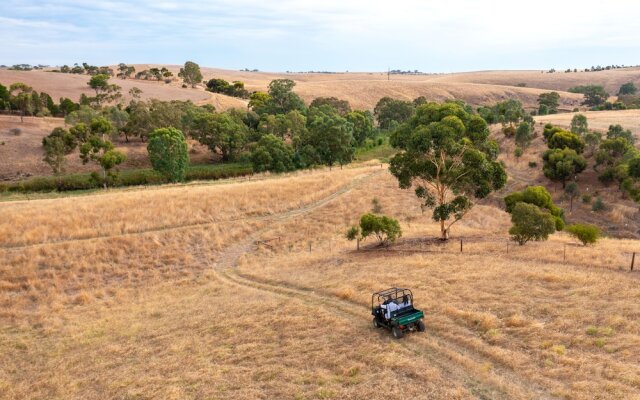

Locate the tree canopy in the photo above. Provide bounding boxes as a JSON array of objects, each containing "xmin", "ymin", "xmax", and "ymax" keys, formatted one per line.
[
  {"xmin": 389, "ymin": 101, "xmax": 507, "ymax": 240},
  {"xmin": 147, "ymin": 127, "xmax": 189, "ymax": 182}
]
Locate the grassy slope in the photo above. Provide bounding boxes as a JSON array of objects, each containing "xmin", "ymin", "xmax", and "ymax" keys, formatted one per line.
[{"xmin": 2, "ymin": 165, "xmax": 639, "ymax": 399}]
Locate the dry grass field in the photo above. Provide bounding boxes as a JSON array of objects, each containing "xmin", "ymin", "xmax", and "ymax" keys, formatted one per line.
[
  {"xmin": 535, "ymin": 109, "xmax": 640, "ymax": 134},
  {"xmin": 2, "ymin": 164, "xmax": 639, "ymax": 399}
]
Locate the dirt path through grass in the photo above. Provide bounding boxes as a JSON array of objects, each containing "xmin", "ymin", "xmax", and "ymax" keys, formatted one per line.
[{"xmin": 203, "ymin": 171, "xmax": 558, "ymax": 400}]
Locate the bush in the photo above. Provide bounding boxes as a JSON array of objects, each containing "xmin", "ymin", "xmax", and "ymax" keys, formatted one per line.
[
  {"xmin": 346, "ymin": 213, "xmax": 402, "ymax": 246},
  {"xmin": 528, "ymin": 161, "xmax": 537, "ymax": 168},
  {"xmin": 582, "ymin": 194, "xmax": 592, "ymax": 203},
  {"xmin": 503, "ymin": 125, "xmax": 516, "ymax": 137},
  {"xmin": 504, "ymin": 186, "xmax": 564, "ymax": 231},
  {"xmin": 565, "ymin": 224, "xmax": 600, "ymax": 245},
  {"xmin": 509, "ymin": 202, "xmax": 556, "ymax": 245},
  {"xmin": 592, "ymin": 196, "xmax": 606, "ymax": 212},
  {"xmin": 514, "ymin": 147, "xmax": 523, "ymax": 158}
]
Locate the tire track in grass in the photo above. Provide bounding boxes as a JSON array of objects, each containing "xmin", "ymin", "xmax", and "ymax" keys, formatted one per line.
[{"xmin": 199, "ymin": 170, "xmax": 558, "ymax": 400}]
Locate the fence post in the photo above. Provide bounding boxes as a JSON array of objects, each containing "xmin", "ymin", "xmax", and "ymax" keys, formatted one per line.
[
  {"xmin": 632, "ymin": 252, "xmax": 636, "ymax": 271},
  {"xmin": 357, "ymin": 238, "xmax": 360, "ymax": 251},
  {"xmin": 460, "ymin": 239, "xmax": 463, "ymax": 253}
]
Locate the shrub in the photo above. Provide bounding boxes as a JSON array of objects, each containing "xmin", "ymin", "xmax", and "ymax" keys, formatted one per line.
[
  {"xmin": 514, "ymin": 147, "xmax": 523, "ymax": 158},
  {"xmin": 503, "ymin": 125, "xmax": 516, "ymax": 137},
  {"xmin": 565, "ymin": 223, "xmax": 600, "ymax": 245},
  {"xmin": 504, "ymin": 186, "xmax": 564, "ymax": 230},
  {"xmin": 582, "ymin": 194, "xmax": 592, "ymax": 203},
  {"xmin": 528, "ymin": 161, "xmax": 537, "ymax": 168},
  {"xmin": 250, "ymin": 134, "xmax": 296, "ymax": 173},
  {"xmin": 346, "ymin": 213, "xmax": 402, "ymax": 246},
  {"xmin": 592, "ymin": 197, "xmax": 606, "ymax": 212},
  {"xmin": 509, "ymin": 202, "xmax": 556, "ymax": 245}
]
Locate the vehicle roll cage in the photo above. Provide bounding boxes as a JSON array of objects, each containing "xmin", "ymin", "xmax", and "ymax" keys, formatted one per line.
[{"xmin": 371, "ymin": 287, "xmax": 414, "ymax": 310}]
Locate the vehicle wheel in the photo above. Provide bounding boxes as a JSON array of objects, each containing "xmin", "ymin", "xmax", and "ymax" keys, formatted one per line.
[
  {"xmin": 372, "ymin": 318, "xmax": 380, "ymax": 328},
  {"xmin": 416, "ymin": 320, "xmax": 426, "ymax": 332},
  {"xmin": 392, "ymin": 326, "xmax": 404, "ymax": 339}
]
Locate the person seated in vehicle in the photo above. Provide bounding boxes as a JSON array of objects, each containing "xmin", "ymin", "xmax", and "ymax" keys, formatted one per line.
[{"xmin": 381, "ymin": 296, "xmax": 400, "ymax": 320}]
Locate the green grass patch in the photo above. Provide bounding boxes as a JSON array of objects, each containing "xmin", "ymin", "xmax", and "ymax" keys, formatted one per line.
[{"xmin": 355, "ymin": 142, "xmax": 396, "ymax": 163}]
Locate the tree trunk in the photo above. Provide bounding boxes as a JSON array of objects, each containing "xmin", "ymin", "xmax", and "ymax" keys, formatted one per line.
[
  {"xmin": 102, "ymin": 168, "xmax": 107, "ymax": 189},
  {"xmin": 440, "ymin": 219, "xmax": 448, "ymax": 240}
]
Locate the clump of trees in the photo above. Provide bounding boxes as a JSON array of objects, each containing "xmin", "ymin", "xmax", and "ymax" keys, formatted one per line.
[
  {"xmin": 568, "ymin": 85, "xmax": 609, "ymax": 107},
  {"xmin": 541, "ymin": 123, "xmax": 587, "ymax": 188},
  {"xmin": 205, "ymin": 78, "xmax": 249, "ymax": 98},
  {"xmin": 505, "ymin": 186, "xmax": 564, "ymax": 245},
  {"xmin": 537, "ymin": 92, "xmax": 560, "ymax": 115},
  {"xmin": 346, "ymin": 213, "xmax": 402, "ymax": 247},
  {"xmin": 389, "ymin": 101, "xmax": 507, "ymax": 240},
  {"xmin": 504, "ymin": 186, "xmax": 565, "ymax": 231}
]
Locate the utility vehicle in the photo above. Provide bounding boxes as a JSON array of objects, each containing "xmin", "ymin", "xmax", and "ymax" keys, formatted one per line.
[{"xmin": 371, "ymin": 288, "xmax": 425, "ymax": 339}]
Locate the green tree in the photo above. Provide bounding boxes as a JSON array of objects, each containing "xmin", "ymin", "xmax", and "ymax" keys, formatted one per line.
[
  {"xmin": 572, "ymin": 85, "xmax": 609, "ymax": 107},
  {"xmin": 570, "ymin": 114, "xmax": 588, "ymax": 135},
  {"xmin": 310, "ymin": 97, "xmax": 351, "ymax": 116},
  {"xmin": 618, "ymin": 82, "xmax": 637, "ymax": 96},
  {"xmin": 389, "ymin": 102, "xmax": 507, "ymax": 240},
  {"xmin": 78, "ymin": 118, "xmax": 126, "ymax": 188},
  {"xmin": 251, "ymin": 134, "xmax": 295, "ymax": 173},
  {"xmin": 595, "ymin": 138, "xmax": 633, "ymax": 186},
  {"xmin": 248, "ymin": 91, "xmax": 271, "ymax": 114},
  {"xmin": 0, "ymin": 83, "xmax": 10, "ymax": 111},
  {"xmin": 191, "ymin": 111, "xmax": 247, "ymax": 161},
  {"xmin": 9, "ymin": 83, "xmax": 33, "ymax": 122},
  {"xmin": 584, "ymin": 131, "xmax": 602, "ymax": 156},
  {"xmin": 542, "ymin": 147, "xmax": 587, "ymax": 188},
  {"xmin": 373, "ymin": 97, "xmax": 415, "ymax": 130},
  {"xmin": 564, "ymin": 181, "xmax": 580, "ymax": 212},
  {"xmin": 606, "ymin": 124, "xmax": 635, "ymax": 144},
  {"xmin": 346, "ymin": 213, "xmax": 402, "ymax": 246},
  {"xmin": 304, "ymin": 108, "xmax": 354, "ymax": 168},
  {"xmin": 88, "ymin": 74, "xmax": 110, "ymax": 95},
  {"xmin": 538, "ymin": 92, "xmax": 560, "ymax": 114},
  {"xmin": 504, "ymin": 186, "xmax": 564, "ymax": 230},
  {"xmin": 515, "ymin": 122, "xmax": 533, "ymax": 149},
  {"xmin": 87, "ymin": 74, "xmax": 122, "ymax": 106},
  {"xmin": 42, "ymin": 127, "xmax": 78, "ymax": 175},
  {"xmin": 509, "ymin": 202, "xmax": 556, "ymax": 245},
  {"xmin": 266, "ymin": 79, "xmax": 306, "ymax": 115},
  {"xmin": 548, "ymin": 130, "xmax": 585, "ymax": 153},
  {"xmin": 565, "ymin": 224, "xmax": 600, "ymax": 246},
  {"xmin": 345, "ymin": 110, "xmax": 375, "ymax": 145},
  {"xmin": 147, "ymin": 127, "xmax": 189, "ymax": 182},
  {"xmin": 178, "ymin": 61, "xmax": 203, "ymax": 88}
]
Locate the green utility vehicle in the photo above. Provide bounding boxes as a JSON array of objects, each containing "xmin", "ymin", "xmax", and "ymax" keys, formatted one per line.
[{"xmin": 371, "ymin": 288, "xmax": 425, "ymax": 339}]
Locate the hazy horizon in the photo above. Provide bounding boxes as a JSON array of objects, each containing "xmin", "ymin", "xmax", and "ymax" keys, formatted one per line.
[{"xmin": 2, "ymin": 0, "xmax": 640, "ymax": 73}]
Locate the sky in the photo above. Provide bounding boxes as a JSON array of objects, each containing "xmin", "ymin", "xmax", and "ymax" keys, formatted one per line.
[{"xmin": 2, "ymin": 0, "xmax": 640, "ymax": 73}]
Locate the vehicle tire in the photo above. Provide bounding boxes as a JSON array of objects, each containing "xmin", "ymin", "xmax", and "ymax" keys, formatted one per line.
[
  {"xmin": 372, "ymin": 318, "xmax": 380, "ymax": 328},
  {"xmin": 416, "ymin": 320, "xmax": 426, "ymax": 332},
  {"xmin": 392, "ymin": 326, "xmax": 404, "ymax": 339}
]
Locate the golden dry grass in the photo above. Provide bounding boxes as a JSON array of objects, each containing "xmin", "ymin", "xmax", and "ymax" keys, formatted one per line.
[
  {"xmin": 535, "ymin": 109, "xmax": 640, "ymax": 137},
  {"xmin": 2, "ymin": 158, "xmax": 640, "ymax": 399}
]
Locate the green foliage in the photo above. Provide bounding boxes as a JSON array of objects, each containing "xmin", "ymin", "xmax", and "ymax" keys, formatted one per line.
[
  {"xmin": 564, "ymin": 181, "xmax": 580, "ymax": 212},
  {"xmin": 373, "ymin": 97, "xmax": 415, "ymax": 130},
  {"xmin": 205, "ymin": 78, "xmax": 249, "ymax": 98},
  {"xmin": 568, "ymin": 85, "xmax": 609, "ymax": 106},
  {"xmin": 178, "ymin": 61, "xmax": 203, "ymax": 88},
  {"xmin": 542, "ymin": 147, "xmax": 587, "ymax": 188},
  {"xmin": 9, "ymin": 82, "xmax": 33, "ymax": 121},
  {"xmin": 528, "ymin": 161, "xmax": 537, "ymax": 168},
  {"xmin": 592, "ymin": 196, "xmax": 606, "ymax": 211},
  {"xmin": 0, "ymin": 164, "xmax": 252, "ymax": 193},
  {"xmin": 87, "ymin": 74, "xmax": 121, "ymax": 105},
  {"xmin": 582, "ymin": 194, "xmax": 592, "ymax": 203},
  {"xmin": 565, "ymin": 224, "xmax": 600, "ymax": 246},
  {"xmin": 477, "ymin": 99, "xmax": 527, "ymax": 125},
  {"xmin": 191, "ymin": 111, "xmax": 248, "ymax": 162},
  {"xmin": 584, "ymin": 131, "xmax": 602, "ymax": 155},
  {"xmin": 570, "ymin": 114, "xmax": 589, "ymax": 135},
  {"xmin": 345, "ymin": 110, "xmax": 375, "ymax": 145},
  {"xmin": 548, "ymin": 130, "xmax": 585, "ymax": 153},
  {"xmin": 310, "ymin": 97, "xmax": 351, "ymax": 116},
  {"xmin": 595, "ymin": 138, "xmax": 633, "ymax": 185},
  {"xmin": 509, "ymin": 202, "xmax": 557, "ymax": 245},
  {"xmin": 606, "ymin": 124, "xmax": 635, "ymax": 144},
  {"xmin": 538, "ymin": 92, "xmax": 560, "ymax": 114},
  {"xmin": 618, "ymin": 82, "xmax": 637, "ymax": 96},
  {"xmin": 303, "ymin": 108, "xmax": 354, "ymax": 167},
  {"xmin": 543, "ymin": 123, "xmax": 564, "ymax": 141},
  {"xmin": 389, "ymin": 101, "xmax": 506, "ymax": 239},
  {"xmin": 75, "ymin": 118, "xmax": 126, "ymax": 188},
  {"xmin": 514, "ymin": 147, "xmax": 523, "ymax": 158},
  {"xmin": 347, "ymin": 213, "xmax": 402, "ymax": 245},
  {"xmin": 504, "ymin": 186, "xmax": 564, "ymax": 231},
  {"xmin": 515, "ymin": 122, "xmax": 533, "ymax": 149},
  {"xmin": 250, "ymin": 134, "xmax": 296, "ymax": 173},
  {"xmin": 147, "ymin": 127, "xmax": 189, "ymax": 182}
]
